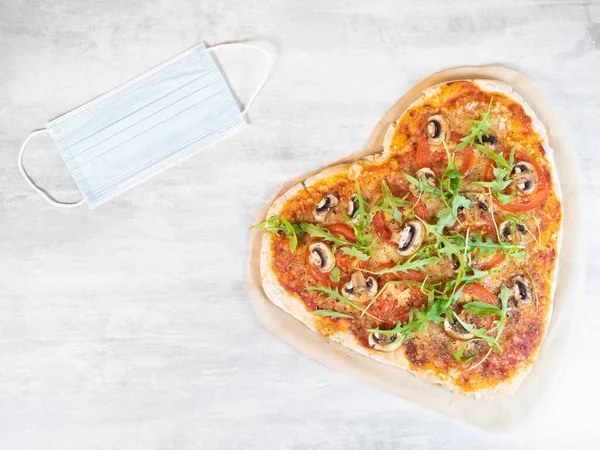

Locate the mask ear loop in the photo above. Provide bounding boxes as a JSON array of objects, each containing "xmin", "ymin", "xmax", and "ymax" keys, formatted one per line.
[
  {"xmin": 208, "ymin": 43, "xmax": 273, "ymax": 115},
  {"xmin": 18, "ymin": 129, "xmax": 85, "ymax": 208}
]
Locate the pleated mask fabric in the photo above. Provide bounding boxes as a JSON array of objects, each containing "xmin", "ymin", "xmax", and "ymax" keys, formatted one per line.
[{"xmin": 18, "ymin": 42, "xmax": 271, "ymax": 209}]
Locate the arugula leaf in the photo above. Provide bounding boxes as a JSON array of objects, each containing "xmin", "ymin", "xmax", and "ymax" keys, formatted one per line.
[
  {"xmin": 299, "ymin": 223, "xmax": 369, "ymax": 254},
  {"xmin": 435, "ymin": 207, "xmax": 456, "ymax": 234},
  {"xmin": 455, "ymin": 98, "xmax": 493, "ymax": 152},
  {"xmin": 494, "ymin": 284, "xmax": 512, "ymax": 341},
  {"xmin": 460, "ymin": 268, "xmax": 494, "ymax": 284},
  {"xmin": 454, "ymin": 341, "xmax": 479, "ymax": 363},
  {"xmin": 466, "ymin": 231, "xmax": 526, "ymax": 261},
  {"xmin": 347, "ymin": 181, "xmax": 373, "ymax": 248},
  {"xmin": 371, "ymin": 180, "xmax": 411, "ymax": 221},
  {"xmin": 452, "ymin": 194, "xmax": 472, "ymax": 216},
  {"xmin": 251, "ymin": 216, "xmax": 299, "ymax": 252},
  {"xmin": 502, "ymin": 212, "xmax": 530, "ymax": 227},
  {"xmin": 453, "ymin": 313, "xmax": 499, "ymax": 350},
  {"xmin": 312, "ymin": 309, "xmax": 354, "ymax": 319},
  {"xmin": 369, "ymin": 297, "xmax": 448, "ymax": 343},
  {"xmin": 330, "ymin": 266, "xmax": 341, "ymax": 282},
  {"xmin": 474, "ymin": 146, "xmax": 516, "ymax": 205},
  {"xmin": 369, "ymin": 306, "xmax": 428, "ymax": 342},
  {"xmin": 340, "ymin": 246, "xmax": 370, "ymax": 261},
  {"xmin": 451, "ymin": 283, "xmax": 513, "ymax": 363},
  {"xmin": 475, "ymin": 144, "xmax": 510, "ymax": 168},
  {"xmin": 463, "ymin": 301, "xmax": 502, "ymax": 317},
  {"xmin": 306, "ymin": 285, "xmax": 379, "ymax": 320},
  {"xmin": 405, "ymin": 173, "xmax": 441, "ymax": 197},
  {"xmin": 419, "ymin": 219, "xmax": 463, "ymax": 259},
  {"xmin": 364, "ymin": 256, "xmax": 442, "ymax": 275},
  {"xmin": 369, "ymin": 281, "xmax": 455, "ymax": 345}
]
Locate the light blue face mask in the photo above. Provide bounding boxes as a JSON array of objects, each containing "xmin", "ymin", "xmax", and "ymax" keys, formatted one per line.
[{"xmin": 18, "ymin": 42, "xmax": 271, "ymax": 209}]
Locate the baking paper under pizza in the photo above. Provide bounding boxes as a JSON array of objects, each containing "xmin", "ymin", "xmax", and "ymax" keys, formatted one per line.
[{"xmin": 252, "ymin": 80, "xmax": 562, "ymax": 397}]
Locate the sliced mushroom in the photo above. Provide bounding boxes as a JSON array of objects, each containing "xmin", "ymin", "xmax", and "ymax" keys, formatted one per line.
[
  {"xmin": 499, "ymin": 220, "xmax": 527, "ymax": 242},
  {"xmin": 308, "ymin": 242, "xmax": 335, "ymax": 273},
  {"xmin": 512, "ymin": 162, "xmax": 538, "ymax": 195},
  {"xmin": 426, "ymin": 115, "xmax": 448, "ymax": 143},
  {"xmin": 341, "ymin": 271, "xmax": 378, "ymax": 303},
  {"xmin": 347, "ymin": 195, "xmax": 359, "ymax": 218},
  {"xmin": 313, "ymin": 194, "xmax": 339, "ymax": 221},
  {"xmin": 444, "ymin": 317, "xmax": 474, "ymax": 340},
  {"xmin": 369, "ymin": 331, "xmax": 403, "ymax": 352},
  {"xmin": 416, "ymin": 167, "xmax": 436, "ymax": 187},
  {"xmin": 510, "ymin": 275, "xmax": 532, "ymax": 305},
  {"xmin": 394, "ymin": 220, "xmax": 425, "ymax": 256}
]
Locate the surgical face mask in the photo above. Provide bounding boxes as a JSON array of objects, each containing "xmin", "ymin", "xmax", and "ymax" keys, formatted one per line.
[{"xmin": 18, "ymin": 42, "xmax": 271, "ymax": 209}]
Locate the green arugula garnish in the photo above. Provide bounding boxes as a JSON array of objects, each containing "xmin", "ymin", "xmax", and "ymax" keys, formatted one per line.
[
  {"xmin": 455, "ymin": 98, "xmax": 494, "ymax": 151},
  {"xmin": 371, "ymin": 180, "xmax": 411, "ymax": 222},
  {"xmin": 306, "ymin": 285, "xmax": 379, "ymax": 320},
  {"xmin": 405, "ymin": 173, "xmax": 440, "ymax": 197},
  {"xmin": 495, "ymin": 284, "xmax": 511, "ymax": 343},
  {"xmin": 454, "ymin": 340, "xmax": 479, "ymax": 363},
  {"xmin": 312, "ymin": 309, "xmax": 354, "ymax": 319},
  {"xmin": 251, "ymin": 216, "xmax": 300, "ymax": 252},
  {"xmin": 419, "ymin": 219, "xmax": 464, "ymax": 260},
  {"xmin": 330, "ymin": 267, "xmax": 341, "ymax": 282},
  {"xmin": 453, "ymin": 313, "xmax": 499, "ymax": 350},
  {"xmin": 408, "ymin": 138, "xmax": 471, "ymax": 235},
  {"xmin": 460, "ymin": 268, "xmax": 495, "ymax": 284},
  {"xmin": 502, "ymin": 212, "xmax": 530, "ymax": 227},
  {"xmin": 466, "ymin": 231, "xmax": 526, "ymax": 261},
  {"xmin": 348, "ymin": 181, "xmax": 372, "ymax": 240},
  {"xmin": 451, "ymin": 284, "xmax": 512, "ymax": 365},
  {"xmin": 474, "ymin": 146, "xmax": 516, "ymax": 205},
  {"xmin": 363, "ymin": 256, "xmax": 442, "ymax": 276},
  {"xmin": 368, "ymin": 279, "xmax": 464, "ymax": 345},
  {"xmin": 299, "ymin": 222, "xmax": 371, "ymax": 259},
  {"xmin": 340, "ymin": 246, "xmax": 370, "ymax": 261},
  {"xmin": 463, "ymin": 301, "xmax": 503, "ymax": 317},
  {"xmin": 368, "ymin": 286, "xmax": 454, "ymax": 344}
]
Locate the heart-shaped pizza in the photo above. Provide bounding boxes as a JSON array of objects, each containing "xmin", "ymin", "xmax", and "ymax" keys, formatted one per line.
[{"xmin": 252, "ymin": 80, "xmax": 562, "ymax": 396}]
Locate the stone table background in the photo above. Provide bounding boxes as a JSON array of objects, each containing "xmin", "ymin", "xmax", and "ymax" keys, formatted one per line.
[{"xmin": 0, "ymin": 0, "xmax": 598, "ymax": 448}]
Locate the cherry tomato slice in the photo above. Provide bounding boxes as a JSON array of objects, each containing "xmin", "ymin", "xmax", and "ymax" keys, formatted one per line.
[
  {"xmin": 451, "ymin": 206, "xmax": 496, "ymax": 236},
  {"xmin": 365, "ymin": 263, "xmax": 427, "ymax": 325},
  {"xmin": 408, "ymin": 191, "xmax": 428, "ymax": 220},
  {"xmin": 371, "ymin": 187, "xmax": 428, "ymax": 245},
  {"xmin": 372, "ymin": 211, "xmax": 395, "ymax": 245},
  {"xmin": 471, "ymin": 249, "xmax": 506, "ymax": 271},
  {"xmin": 415, "ymin": 138, "xmax": 474, "ymax": 177},
  {"xmin": 485, "ymin": 151, "xmax": 550, "ymax": 212},
  {"xmin": 370, "ymin": 282, "xmax": 427, "ymax": 326},
  {"xmin": 462, "ymin": 283, "xmax": 497, "ymax": 305},
  {"xmin": 325, "ymin": 223, "xmax": 356, "ymax": 243},
  {"xmin": 372, "ymin": 262, "xmax": 426, "ymax": 284},
  {"xmin": 457, "ymin": 145, "xmax": 474, "ymax": 175}
]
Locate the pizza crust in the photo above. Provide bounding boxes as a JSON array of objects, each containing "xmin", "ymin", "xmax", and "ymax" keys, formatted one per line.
[{"xmin": 259, "ymin": 79, "xmax": 562, "ymax": 398}]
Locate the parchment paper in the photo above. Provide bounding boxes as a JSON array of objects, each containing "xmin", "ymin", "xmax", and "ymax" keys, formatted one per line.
[{"xmin": 247, "ymin": 66, "xmax": 585, "ymax": 431}]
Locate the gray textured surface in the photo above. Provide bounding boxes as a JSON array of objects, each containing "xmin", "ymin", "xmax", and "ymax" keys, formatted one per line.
[{"xmin": 0, "ymin": 0, "xmax": 598, "ymax": 448}]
